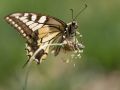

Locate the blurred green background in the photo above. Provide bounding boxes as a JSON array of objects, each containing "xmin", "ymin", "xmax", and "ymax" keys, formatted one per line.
[{"xmin": 0, "ymin": 0, "xmax": 120, "ymax": 90}]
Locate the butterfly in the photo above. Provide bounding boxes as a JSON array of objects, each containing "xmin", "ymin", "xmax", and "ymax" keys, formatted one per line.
[{"xmin": 5, "ymin": 6, "xmax": 86, "ymax": 66}]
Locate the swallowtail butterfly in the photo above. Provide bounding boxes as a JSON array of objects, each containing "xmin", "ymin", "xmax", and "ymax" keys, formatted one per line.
[{"xmin": 5, "ymin": 6, "xmax": 86, "ymax": 66}]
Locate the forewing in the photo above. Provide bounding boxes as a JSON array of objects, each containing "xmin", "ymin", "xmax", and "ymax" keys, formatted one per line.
[{"xmin": 5, "ymin": 13, "xmax": 66, "ymax": 40}]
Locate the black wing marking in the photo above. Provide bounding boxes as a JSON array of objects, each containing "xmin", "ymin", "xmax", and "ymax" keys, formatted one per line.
[{"xmin": 5, "ymin": 13, "xmax": 33, "ymax": 40}]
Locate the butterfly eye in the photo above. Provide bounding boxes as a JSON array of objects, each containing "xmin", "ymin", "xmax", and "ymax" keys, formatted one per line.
[
  {"xmin": 72, "ymin": 21, "xmax": 78, "ymax": 29},
  {"xmin": 72, "ymin": 23, "xmax": 78, "ymax": 29}
]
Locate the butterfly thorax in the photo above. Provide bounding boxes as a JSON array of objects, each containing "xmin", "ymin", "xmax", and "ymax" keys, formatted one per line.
[
  {"xmin": 62, "ymin": 21, "xmax": 79, "ymax": 51},
  {"xmin": 66, "ymin": 21, "xmax": 78, "ymax": 37}
]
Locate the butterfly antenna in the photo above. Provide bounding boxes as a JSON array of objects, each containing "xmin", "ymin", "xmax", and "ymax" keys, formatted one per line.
[
  {"xmin": 73, "ymin": 4, "xmax": 87, "ymax": 20},
  {"xmin": 70, "ymin": 9, "xmax": 74, "ymax": 21}
]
